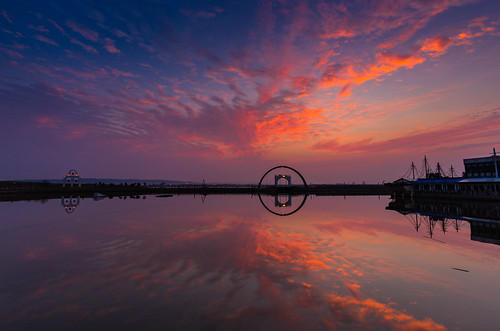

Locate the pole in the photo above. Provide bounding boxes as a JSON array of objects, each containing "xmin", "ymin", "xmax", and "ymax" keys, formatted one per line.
[
  {"xmin": 494, "ymin": 148, "xmax": 498, "ymax": 178},
  {"xmin": 424, "ymin": 156, "xmax": 429, "ymax": 178}
]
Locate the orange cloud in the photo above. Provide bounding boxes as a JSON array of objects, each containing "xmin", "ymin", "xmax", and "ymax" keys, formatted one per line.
[
  {"xmin": 420, "ymin": 37, "xmax": 452, "ymax": 56},
  {"xmin": 316, "ymin": 16, "xmax": 495, "ymax": 103},
  {"xmin": 327, "ymin": 296, "xmax": 446, "ymax": 330},
  {"xmin": 254, "ymin": 107, "xmax": 328, "ymax": 149},
  {"xmin": 320, "ymin": 51, "xmax": 426, "ymax": 89},
  {"xmin": 337, "ymin": 83, "xmax": 353, "ymax": 98},
  {"xmin": 312, "ymin": 109, "xmax": 499, "ymax": 155},
  {"xmin": 452, "ymin": 16, "xmax": 496, "ymax": 46},
  {"xmin": 319, "ymin": 29, "xmax": 356, "ymax": 39}
]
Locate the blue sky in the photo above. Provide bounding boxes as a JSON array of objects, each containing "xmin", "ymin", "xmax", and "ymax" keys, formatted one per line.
[{"xmin": 1, "ymin": 0, "xmax": 499, "ymax": 182}]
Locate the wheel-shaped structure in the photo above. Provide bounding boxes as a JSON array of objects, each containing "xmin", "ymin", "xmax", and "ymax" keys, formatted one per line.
[
  {"xmin": 258, "ymin": 165, "xmax": 308, "ymax": 216},
  {"xmin": 258, "ymin": 165, "xmax": 307, "ymax": 189}
]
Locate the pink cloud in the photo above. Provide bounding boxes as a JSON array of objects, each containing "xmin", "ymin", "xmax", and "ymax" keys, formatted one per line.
[
  {"xmin": 315, "ymin": 220, "xmax": 378, "ymax": 237},
  {"xmin": 314, "ymin": 49, "xmax": 336, "ymax": 69},
  {"xmin": 0, "ymin": 47, "xmax": 24, "ymax": 59},
  {"xmin": 256, "ymin": 64, "xmax": 292, "ymax": 104},
  {"xmin": 48, "ymin": 19, "xmax": 67, "ymax": 35},
  {"xmin": 113, "ymin": 28, "xmax": 130, "ymax": 40},
  {"xmin": 1, "ymin": 10, "xmax": 13, "ymax": 24},
  {"xmin": 104, "ymin": 38, "xmax": 120, "ymax": 54},
  {"xmin": 35, "ymin": 116, "xmax": 61, "ymax": 129},
  {"xmin": 179, "ymin": 9, "xmax": 217, "ymax": 19},
  {"xmin": 290, "ymin": 75, "xmax": 317, "ymax": 98},
  {"xmin": 28, "ymin": 25, "xmax": 49, "ymax": 33},
  {"xmin": 67, "ymin": 20, "xmax": 99, "ymax": 42},
  {"xmin": 52, "ymin": 66, "xmax": 108, "ymax": 80},
  {"xmin": 1, "ymin": 28, "xmax": 23, "ymax": 38},
  {"xmin": 34, "ymin": 35, "xmax": 59, "ymax": 46},
  {"xmin": 70, "ymin": 38, "xmax": 98, "ymax": 53},
  {"xmin": 110, "ymin": 68, "xmax": 136, "ymax": 78},
  {"xmin": 316, "ymin": 0, "xmax": 470, "ymax": 44}
]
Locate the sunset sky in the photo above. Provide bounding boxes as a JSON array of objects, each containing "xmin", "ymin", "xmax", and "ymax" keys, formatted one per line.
[{"xmin": 1, "ymin": 0, "xmax": 499, "ymax": 183}]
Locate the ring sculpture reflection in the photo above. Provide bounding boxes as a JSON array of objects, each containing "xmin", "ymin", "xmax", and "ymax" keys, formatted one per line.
[
  {"xmin": 258, "ymin": 165, "xmax": 308, "ymax": 216},
  {"xmin": 61, "ymin": 196, "xmax": 80, "ymax": 213}
]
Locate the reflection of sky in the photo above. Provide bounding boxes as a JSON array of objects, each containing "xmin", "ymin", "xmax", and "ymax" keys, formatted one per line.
[
  {"xmin": 1, "ymin": 1, "xmax": 500, "ymax": 182},
  {"xmin": 1, "ymin": 196, "xmax": 500, "ymax": 329}
]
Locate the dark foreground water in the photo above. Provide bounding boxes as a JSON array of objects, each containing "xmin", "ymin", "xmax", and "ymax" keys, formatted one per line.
[{"xmin": 1, "ymin": 195, "xmax": 500, "ymax": 330}]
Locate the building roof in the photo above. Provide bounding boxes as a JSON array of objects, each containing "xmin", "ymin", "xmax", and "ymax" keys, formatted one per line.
[
  {"xmin": 464, "ymin": 155, "xmax": 498, "ymax": 164},
  {"xmin": 459, "ymin": 177, "xmax": 500, "ymax": 183},
  {"xmin": 414, "ymin": 178, "xmax": 463, "ymax": 183},
  {"xmin": 413, "ymin": 177, "xmax": 500, "ymax": 183}
]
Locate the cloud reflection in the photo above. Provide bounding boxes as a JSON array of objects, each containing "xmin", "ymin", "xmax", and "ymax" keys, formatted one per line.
[{"xmin": 0, "ymin": 199, "xmax": 447, "ymax": 330}]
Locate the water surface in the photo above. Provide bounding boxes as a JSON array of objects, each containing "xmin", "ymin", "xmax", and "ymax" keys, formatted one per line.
[{"xmin": 1, "ymin": 195, "xmax": 499, "ymax": 330}]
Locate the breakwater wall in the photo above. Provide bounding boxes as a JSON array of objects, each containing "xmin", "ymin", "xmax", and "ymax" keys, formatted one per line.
[{"xmin": 0, "ymin": 181, "xmax": 391, "ymax": 202}]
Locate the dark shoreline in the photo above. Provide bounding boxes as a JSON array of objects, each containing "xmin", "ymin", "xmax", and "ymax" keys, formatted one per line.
[{"xmin": 0, "ymin": 181, "xmax": 391, "ymax": 202}]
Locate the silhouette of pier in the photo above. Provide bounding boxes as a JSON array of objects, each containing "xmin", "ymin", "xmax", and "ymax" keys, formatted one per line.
[
  {"xmin": 0, "ymin": 165, "xmax": 390, "ymax": 202},
  {"xmin": 0, "ymin": 181, "xmax": 390, "ymax": 202}
]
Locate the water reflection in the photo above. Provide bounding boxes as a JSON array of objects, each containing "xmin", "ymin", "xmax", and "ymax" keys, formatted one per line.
[
  {"xmin": 61, "ymin": 196, "xmax": 80, "ymax": 213},
  {"xmin": 2, "ymin": 196, "xmax": 500, "ymax": 329},
  {"xmin": 61, "ymin": 191, "xmax": 310, "ymax": 217},
  {"xmin": 258, "ymin": 194, "xmax": 308, "ymax": 216},
  {"xmin": 387, "ymin": 197, "xmax": 500, "ymax": 245}
]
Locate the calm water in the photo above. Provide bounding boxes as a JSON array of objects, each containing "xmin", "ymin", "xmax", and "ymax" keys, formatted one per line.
[{"xmin": 1, "ymin": 195, "xmax": 500, "ymax": 330}]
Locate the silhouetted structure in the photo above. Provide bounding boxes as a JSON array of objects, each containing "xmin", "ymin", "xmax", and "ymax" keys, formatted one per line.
[
  {"xmin": 464, "ymin": 148, "xmax": 499, "ymax": 178},
  {"xmin": 63, "ymin": 169, "xmax": 81, "ymax": 187},
  {"xmin": 258, "ymin": 165, "xmax": 307, "ymax": 189},
  {"xmin": 275, "ymin": 174, "xmax": 291, "ymax": 186},
  {"xmin": 392, "ymin": 149, "xmax": 500, "ymax": 200}
]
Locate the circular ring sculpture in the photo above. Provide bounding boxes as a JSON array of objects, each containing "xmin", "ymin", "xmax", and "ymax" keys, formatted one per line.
[
  {"xmin": 258, "ymin": 165, "xmax": 308, "ymax": 189},
  {"xmin": 258, "ymin": 165, "xmax": 308, "ymax": 216}
]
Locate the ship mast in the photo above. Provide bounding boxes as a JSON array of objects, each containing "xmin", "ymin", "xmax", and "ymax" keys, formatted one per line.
[
  {"xmin": 494, "ymin": 148, "xmax": 498, "ymax": 178},
  {"xmin": 424, "ymin": 156, "xmax": 430, "ymax": 178}
]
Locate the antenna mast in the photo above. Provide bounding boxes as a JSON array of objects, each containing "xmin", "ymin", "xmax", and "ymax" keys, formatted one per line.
[
  {"xmin": 424, "ymin": 156, "xmax": 429, "ymax": 178},
  {"xmin": 494, "ymin": 148, "xmax": 498, "ymax": 178}
]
